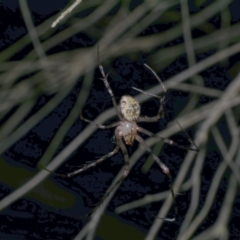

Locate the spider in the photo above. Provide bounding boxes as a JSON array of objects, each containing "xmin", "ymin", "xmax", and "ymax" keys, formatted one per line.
[{"xmin": 45, "ymin": 51, "xmax": 198, "ymax": 221}]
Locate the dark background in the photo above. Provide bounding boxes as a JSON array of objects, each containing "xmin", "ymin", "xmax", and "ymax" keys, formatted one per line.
[{"xmin": 0, "ymin": 0, "xmax": 240, "ymax": 239}]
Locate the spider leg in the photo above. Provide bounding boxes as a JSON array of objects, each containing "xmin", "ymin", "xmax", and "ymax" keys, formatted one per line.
[
  {"xmin": 44, "ymin": 145, "xmax": 120, "ymax": 178},
  {"xmin": 136, "ymin": 64, "xmax": 167, "ymax": 122},
  {"xmin": 138, "ymin": 126, "xmax": 199, "ymax": 152},
  {"xmin": 97, "ymin": 47, "xmax": 123, "ymax": 120},
  {"xmin": 80, "ymin": 114, "xmax": 121, "ymax": 129},
  {"xmin": 99, "ymin": 136, "xmax": 130, "ymax": 201},
  {"xmin": 144, "ymin": 64, "xmax": 167, "ymax": 94},
  {"xmin": 135, "ymin": 134, "xmax": 177, "ymax": 218},
  {"xmin": 89, "ymin": 136, "xmax": 130, "ymax": 215}
]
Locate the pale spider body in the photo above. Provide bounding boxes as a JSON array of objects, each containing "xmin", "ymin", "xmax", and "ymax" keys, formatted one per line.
[
  {"xmin": 120, "ymin": 95, "xmax": 140, "ymax": 121},
  {"xmin": 46, "ymin": 52, "xmax": 198, "ymax": 221},
  {"xmin": 117, "ymin": 95, "xmax": 140, "ymax": 146}
]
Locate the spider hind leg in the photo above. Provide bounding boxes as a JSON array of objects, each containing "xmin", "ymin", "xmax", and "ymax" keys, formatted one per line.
[
  {"xmin": 134, "ymin": 64, "xmax": 167, "ymax": 122},
  {"xmin": 138, "ymin": 126, "xmax": 199, "ymax": 152}
]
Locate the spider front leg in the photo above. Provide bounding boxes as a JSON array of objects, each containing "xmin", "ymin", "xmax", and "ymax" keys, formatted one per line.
[
  {"xmin": 135, "ymin": 134, "xmax": 177, "ymax": 218},
  {"xmin": 135, "ymin": 64, "xmax": 167, "ymax": 123},
  {"xmin": 44, "ymin": 145, "xmax": 120, "ymax": 178},
  {"xmin": 100, "ymin": 130, "xmax": 131, "ymax": 199},
  {"xmin": 88, "ymin": 133, "xmax": 130, "ymax": 215}
]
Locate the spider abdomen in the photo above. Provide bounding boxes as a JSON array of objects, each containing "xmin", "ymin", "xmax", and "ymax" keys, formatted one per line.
[
  {"xmin": 116, "ymin": 121, "xmax": 138, "ymax": 146},
  {"xmin": 120, "ymin": 95, "xmax": 140, "ymax": 121}
]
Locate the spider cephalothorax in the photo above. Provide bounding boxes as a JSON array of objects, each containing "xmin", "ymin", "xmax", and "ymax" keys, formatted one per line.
[
  {"xmin": 115, "ymin": 119, "xmax": 138, "ymax": 146},
  {"xmin": 46, "ymin": 52, "xmax": 198, "ymax": 221}
]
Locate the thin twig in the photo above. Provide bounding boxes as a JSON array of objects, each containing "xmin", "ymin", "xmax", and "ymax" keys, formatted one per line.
[{"xmin": 51, "ymin": 0, "xmax": 83, "ymax": 28}]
